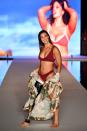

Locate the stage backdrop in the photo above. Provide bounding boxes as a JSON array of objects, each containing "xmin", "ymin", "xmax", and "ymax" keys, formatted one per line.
[{"xmin": 0, "ymin": 0, "xmax": 80, "ymax": 57}]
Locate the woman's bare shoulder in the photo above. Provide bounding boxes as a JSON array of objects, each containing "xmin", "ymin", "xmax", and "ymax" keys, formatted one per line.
[
  {"xmin": 53, "ymin": 45, "xmax": 60, "ymax": 52},
  {"xmin": 53, "ymin": 46, "xmax": 61, "ymax": 56}
]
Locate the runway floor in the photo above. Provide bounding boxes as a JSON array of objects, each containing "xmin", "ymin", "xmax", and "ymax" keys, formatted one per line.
[{"xmin": 0, "ymin": 58, "xmax": 87, "ymax": 131}]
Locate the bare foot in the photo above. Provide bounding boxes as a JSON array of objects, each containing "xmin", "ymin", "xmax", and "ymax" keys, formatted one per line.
[
  {"xmin": 49, "ymin": 123, "xmax": 59, "ymax": 128},
  {"xmin": 20, "ymin": 121, "xmax": 30, "ymax": 128}
]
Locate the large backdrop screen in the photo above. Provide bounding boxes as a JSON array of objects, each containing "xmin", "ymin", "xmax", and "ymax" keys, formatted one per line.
[{"xmin": 0, "ymin": 0, "xmax": 80, "ymax": 57}]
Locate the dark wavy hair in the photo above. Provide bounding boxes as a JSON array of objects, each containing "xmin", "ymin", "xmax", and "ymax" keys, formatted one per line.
[
  {"xmin": 49, "ymin": 0, "xmax": 70, "ymax": 25},
  {"xmin": 38, "ymin": 30, "xmax": 52, "ymax": 48}
]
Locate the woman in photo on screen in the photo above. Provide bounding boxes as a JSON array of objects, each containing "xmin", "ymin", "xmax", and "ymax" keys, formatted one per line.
[{"xmin": 38, "ymin": 0, "xmax": 78, "ymax": 59}]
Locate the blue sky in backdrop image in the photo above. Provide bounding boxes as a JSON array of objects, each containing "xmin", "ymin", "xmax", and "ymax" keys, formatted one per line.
[{"xmin": 0, "ymin": 0, "xmax": 80, "ymax": 57}]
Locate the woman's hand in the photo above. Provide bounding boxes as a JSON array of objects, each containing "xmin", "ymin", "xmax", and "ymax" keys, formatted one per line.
[
  {"xmin": 46, "ymin": 73, "xmax": 60, "ymax": 83},
  {"xmin": 50, "ymin": 73, "xmax": 60, "ymax": 82},
  {"xmin": 64, "ymin": 1, "xmax": 68, "ymax": 10}
]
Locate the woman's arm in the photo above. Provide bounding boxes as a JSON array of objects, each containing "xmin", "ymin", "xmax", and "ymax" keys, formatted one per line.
[
  {"xmin": 64, "ymin": 1, "xmax": 78, "ymax": 35},
  {"xmin": 38, "ymin": 5, "xmax": 51, "ymax": 30},
  {"xmin": 53, "ymin": 47, "xmax": 62, "ymax": 73}
]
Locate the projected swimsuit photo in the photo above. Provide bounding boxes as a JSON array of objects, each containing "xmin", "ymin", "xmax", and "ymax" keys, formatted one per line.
[
  {"xmin": 38, "ymin": 0, "xmax": 78, "ymax": 58},
  {"xmin": 0, "ymin": 0, "xmax": 80, "ymax": 58}
]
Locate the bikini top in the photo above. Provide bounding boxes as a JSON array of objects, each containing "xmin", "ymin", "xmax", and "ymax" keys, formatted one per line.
[
  {"xmin": 47, "ymin": 24, "xmax": 69, "ymax": 46},
  {"xmin": 39, "ymin": 47, "xmax": 55, "ymax": 62}
]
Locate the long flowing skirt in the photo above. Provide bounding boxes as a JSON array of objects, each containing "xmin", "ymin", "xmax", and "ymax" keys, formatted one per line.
[{"xmin": 24, "ymin": 72, "xmax": 63, "ymax": 120}]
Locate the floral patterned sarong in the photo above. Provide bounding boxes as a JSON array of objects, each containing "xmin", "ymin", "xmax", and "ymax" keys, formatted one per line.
[{"xmin": 24, "ymin": 72, "xmax": 63, "ymax": 120}]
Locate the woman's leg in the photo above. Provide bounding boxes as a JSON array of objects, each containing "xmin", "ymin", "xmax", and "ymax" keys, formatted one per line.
[
  {"xmin": 20, "ymin": 75, "xmax": 38, "ymax": 128},
  {"xmin": 50, "ymin": 108, "xmax": 59, "ymax": 128},
  {"xmin": 20, "ymin": 115, "xmax": 30, "ymax": 128},
  {"xmin": 53, "ymin": 108, "xmax": 59, "ymax": 127}
]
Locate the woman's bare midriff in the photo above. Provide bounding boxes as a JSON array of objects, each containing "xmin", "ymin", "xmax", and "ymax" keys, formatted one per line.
[{"xmin": 39, "ymin": 61, "xmax": 55, "ymax": 80}]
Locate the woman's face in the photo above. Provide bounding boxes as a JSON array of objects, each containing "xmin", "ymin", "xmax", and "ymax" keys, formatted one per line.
[
  {"xmin": 40, "ymin": 32, "xmax": 49, "ymax": 45},
  {"xmin": 52, "ymin": 1, "xmax": 64, "ymax": 18}
]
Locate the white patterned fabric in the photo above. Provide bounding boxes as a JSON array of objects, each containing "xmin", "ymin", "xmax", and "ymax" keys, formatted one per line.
[{"xmin": 24, "ymin": 71, "xmax": 63, "ymax": 120}]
